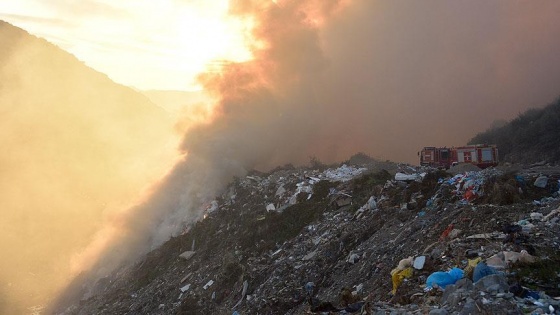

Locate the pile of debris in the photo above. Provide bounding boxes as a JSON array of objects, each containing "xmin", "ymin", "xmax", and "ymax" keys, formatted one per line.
[{"xmin": 56, "ymin": 162, "xmax": 560, "ymax": 315}]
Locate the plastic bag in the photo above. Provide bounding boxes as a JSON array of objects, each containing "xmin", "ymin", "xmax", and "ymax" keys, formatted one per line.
[
  {"xmin": 464, "ymin": 257, "xmax": 482, "ymax": 280},
  {"xmin": 426, "ymin": 268, "xmax": 464, "ymax": 289},
  {"xmin": 391, "ymin": 267, "xmax": 413, "ymax": 294},
  {"xmin": 473, "ymin": 262, "xmax": 499, "ymax": 282}
]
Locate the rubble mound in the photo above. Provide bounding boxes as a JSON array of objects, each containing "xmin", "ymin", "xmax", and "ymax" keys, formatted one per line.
[
  {"xmin": 448, "ymin": 163, "xmax": 482, "ymax": 174},
  {"xmin": 56, "ymin": 163, "xmax": 560, "ymax": 315}
]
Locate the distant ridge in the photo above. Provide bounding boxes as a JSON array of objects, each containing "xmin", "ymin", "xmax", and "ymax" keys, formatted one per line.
[
  {"xmin": 469, "ymin": 97, "xmax": 560, "ymax": 164},
  {"xmin": 0, "ymin": 20, "xmax": 177, "ymax": 313},
  {"xmin": 142, "ymin": 89, "xmax": 211, "ymax": 113}
]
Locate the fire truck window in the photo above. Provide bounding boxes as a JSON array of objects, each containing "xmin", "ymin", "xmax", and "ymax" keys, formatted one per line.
[
  {"xmin": 481, "ymin": 149, "xmax": 492, "ymax": 161},
  {"xmin": 441, "ymin": 151, "xmax": 449, "ymax": 159}
]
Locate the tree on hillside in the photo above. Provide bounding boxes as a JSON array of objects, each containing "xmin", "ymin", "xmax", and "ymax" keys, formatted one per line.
[{"xmin": 469, "ymin": 97, "xmax": 560, "ymax": 164}]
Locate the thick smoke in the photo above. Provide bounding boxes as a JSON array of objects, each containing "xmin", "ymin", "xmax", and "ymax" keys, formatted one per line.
[
  {"xmin": 188, "ymin": 0, "xmax": 560, "ymax": 166},
  {"xmin": 66, "ymin": 0, "xmax": 560, "ymax": 305},
  {"xmin": 316, "ymin": 1, "xmax": 560, "ymax": 160},
  {"xmin": 71, "ymin": 0, "xmax": 352, "ymax": 278}
]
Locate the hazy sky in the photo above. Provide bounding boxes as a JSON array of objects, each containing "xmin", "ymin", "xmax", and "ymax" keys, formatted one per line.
[{"xmin": 0, "ymin": 0, "xmax": 252, "ymax": 90}]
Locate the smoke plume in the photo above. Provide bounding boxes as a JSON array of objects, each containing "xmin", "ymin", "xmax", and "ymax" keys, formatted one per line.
[{"xmin": 71, "ymin": 0, "xmax": 353, "ymax": 278}]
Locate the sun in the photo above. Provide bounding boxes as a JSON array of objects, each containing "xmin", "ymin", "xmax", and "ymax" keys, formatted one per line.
[
  {"xmin": 0, "ymin": 0, "xmax": 255, "ymax": 91},
  {"xmin": 170, "ymin": 2, "xmax": 254, "ymax": 83},
  {"xmin": 107, "ymin": 0, "xmax": 255, "ymax": 90}
]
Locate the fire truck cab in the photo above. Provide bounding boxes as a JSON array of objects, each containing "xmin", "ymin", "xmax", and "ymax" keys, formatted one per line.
[
  {"xmin": 419, "ymin": 144, "xmax": 498, "ymax": 169},
  {"xmin": 419, "ymin": 147, "xmax": 452, "ymax": 169}
]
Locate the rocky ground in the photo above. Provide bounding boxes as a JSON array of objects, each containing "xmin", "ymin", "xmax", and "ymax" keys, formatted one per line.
[{"xmin": 55, "ymin": 157, "xmax": 560, "ymax": 315}]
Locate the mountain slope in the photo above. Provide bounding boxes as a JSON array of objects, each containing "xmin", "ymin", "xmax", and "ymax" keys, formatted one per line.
[
  {"xmin": 142, "ymin": 90, "xmax": 211, "ymax": 114},
  {"xmin": 469, "ymin": 97, "xmax": 560, "ymax": 164},
  {"xmin": 0, "ymin": 21, "xmax": 178, "ymax": 313}
]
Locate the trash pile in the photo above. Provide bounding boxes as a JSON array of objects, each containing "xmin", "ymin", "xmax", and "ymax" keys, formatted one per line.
[
  {"xmin": 204, "ymin": 164, "xmax": 368, "ymax": 216},
  {"xmin": 57, "ymin": 162, "xmax": 560, "ymax": 315},
  {"xmin": 446, "ymin": 168, "xmax": 503, "ymax": 202},
  {"xmin": 421, "ymin": 168, "xmax": 504, "ymax": 210}
]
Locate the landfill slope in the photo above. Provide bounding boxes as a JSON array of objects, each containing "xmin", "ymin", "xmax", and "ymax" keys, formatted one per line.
[{"xmin": 57, "ymin": 161, "xmax": 560, "ymax": 315}]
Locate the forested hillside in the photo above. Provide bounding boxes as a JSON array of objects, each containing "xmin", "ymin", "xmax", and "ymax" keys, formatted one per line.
[{"xmin": 469, "ymin": 97, "xmax": 560, "ymax": 164}]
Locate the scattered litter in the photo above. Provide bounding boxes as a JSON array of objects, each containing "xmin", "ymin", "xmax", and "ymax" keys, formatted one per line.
[
  {"xmin": 323, "ymin": 164, "xmax": 367, "ymax": 182},
  {"xmin": 534, "ymin": 175, "xmax": 549, "ymax": 188},
  {"xmin": 544, "ymin": 208, "xmax": 560, "ymax": 221},
  {"xmin": 180, "ymin": 284, "xmax": 191, "ymax": 293},
  {"xmin": 448, "ymin": 228, "xmax": 462, "ymax": 240},
  {"xmin": 233, "ymin": 280, "xmax": 249, "ymax": 309},
  {"xmin": 530, "ymin": 212, "xmax": 544, "ymax": 221},
  {"xmin": 302, "ymin": 250, "xmax": 317, "ymax": 261},
  {"xmin": 464, "ymin": 256, "xmax": 482, "ymax": 280},
  {"xmin": 391, "ymin": 257, "xmax": 414, "ymax": 294},
  {"xmin": 203, "ymin": 280, "xmax": 214, "ymax": 290},
  {"xmin": 485, "ymin": 250, "xmax": 536, "ymax": 269},
  {"xmin": 473, "ymin": 262, "xmax": 500, "ymax": 282},
  {"xmin": 179, "ymin": 251, "xmax": 196, "ymax": 260},
  {"xmin": 413, "ymin": 256, "xmax": 426, "ymax": 270},
  {"xmin": 395, "ymin": 172, "xmax": 426, "ymax": 182},
  {"xmin": 347, "ymin": 253, "xmax": 360, "ymax": 264},
  {"xmin": 466, "ymin": 232, "xmax": 506, "ymax": 240},
  {"xmin": 425, "ymin": 268, "xmax": 464, "ymax": 290},
  {"xmin": 180, "ymin": 273, "xmax": 190, "ymax": 283},
  {"xmin": 305, "ymin": 282, "xmax": 315, "ymax": 295}
]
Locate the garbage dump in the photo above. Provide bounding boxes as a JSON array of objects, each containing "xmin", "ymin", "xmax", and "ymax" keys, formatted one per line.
[{"xmin": 61, "ymin": 162, "xmax": 560, "ymax": 315}]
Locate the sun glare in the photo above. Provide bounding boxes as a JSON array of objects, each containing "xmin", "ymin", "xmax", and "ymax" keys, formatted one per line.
[
  {"xmin": 172, "ymin": 3, "xmax": 254, "ymax": 76},
  {"xmin": 0, "ymin": 0, "xmax": 254, "ymax": 90},
  {"xmin": 96, "ymin": 0, "xmax": 255, "ymax": 90}
]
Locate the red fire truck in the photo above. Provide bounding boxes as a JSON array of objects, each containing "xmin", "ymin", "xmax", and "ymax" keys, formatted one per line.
[{"xmin": 419, "ymin": 144, "xmax": 499, "ymax": 169}]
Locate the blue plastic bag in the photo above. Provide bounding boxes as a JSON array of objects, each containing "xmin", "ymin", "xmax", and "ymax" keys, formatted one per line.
[
  {"xmin": 426, "ymin": 268, "xmax": 464, "ymax": 289},
  {"xmin": 473, "ymin": 262, "xmax": 499, "ymax": 282}
]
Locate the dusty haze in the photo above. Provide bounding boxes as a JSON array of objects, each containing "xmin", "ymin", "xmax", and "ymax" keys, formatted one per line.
[
  {"xmin": 0, "ymin": 21, "xmax": 179, "ymax": 313},
  {"xmin": 318, "ymin": 1, "xmax": 560, "ymax": 161},
  {"xmin": 2, "ymin": 0, "xmax": 560, "ymax": 312}
]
